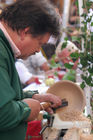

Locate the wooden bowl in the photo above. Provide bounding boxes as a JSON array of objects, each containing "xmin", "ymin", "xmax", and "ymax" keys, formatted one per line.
[{"xmin": 47, "ymin": 80, "xmax": 86, "ymax": 119}]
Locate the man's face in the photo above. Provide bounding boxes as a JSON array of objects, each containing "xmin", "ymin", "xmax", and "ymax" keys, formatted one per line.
[{"xmin": 17, "ymin": 32, "xmax": 50, "ymax": 59}]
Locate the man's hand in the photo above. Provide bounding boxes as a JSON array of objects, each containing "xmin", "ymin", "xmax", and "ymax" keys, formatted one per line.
[
  {"xmin": 32, "ymin": 93, "xmax": 62, "ymax": 114},
  {"xmin": 23, "ymin": 98, "xmax": 41, "ymax": 121}
]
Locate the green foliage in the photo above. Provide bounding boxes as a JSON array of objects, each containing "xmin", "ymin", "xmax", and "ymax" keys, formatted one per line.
[
  {"xmin": 80, "ymin": 81, "xmax": 86, "ymax": 89},
  {"xmin": 54, "ymin": 71, "xmax": 58, "ymax": 76},
  {"xmin": 69, "ymin": 1, "xmax": 93, "ymax": 89},
  {"xmin": 64, "ymin": 63, "xmax": 74, "ymax": 69},
  {"xmin": 91, "ymin": 102, "xmax": 93, "ymax": 107},
  {"xmin": 50, "ymin": 54, "xmax": 61, "ymax": 68},
  {"xmin": 61, "ymin": 41, "xmax": 67, "ymax": 50},
  {"xmin": 62, "ymin": 69, "xmax": 76, "ymax": 82},
  {"xmin": 64, "ymin": 37, "xmax": 68, "ymax": 41},
  {"xmin": 71, "ymin": 0, "xmax": 93, "ymax": 124},
  {"xmin": 61, "ymin": 0, "xmax": 93, "ymax": 124},
  {"xmin": 72, "ymin": 36, "xmax": 81, "ymax": 43},
  {"xmin": 70, "ymin": 52, "xmax": 80, "ymax": 62}
]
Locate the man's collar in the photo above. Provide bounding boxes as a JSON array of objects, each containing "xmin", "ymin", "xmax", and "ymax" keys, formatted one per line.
[{"xmin": 0, "ymin": 22, "xmax": 21, "ymax": 58}]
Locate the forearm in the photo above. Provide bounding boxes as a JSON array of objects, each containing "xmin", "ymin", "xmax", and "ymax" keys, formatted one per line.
[
  {"xmin": 0, "ymin": 100, "xmax": 31, "ymax": 131},
  {"xmin": 23, "ymin": 98, "xmax": 40, "ymax": 121}
]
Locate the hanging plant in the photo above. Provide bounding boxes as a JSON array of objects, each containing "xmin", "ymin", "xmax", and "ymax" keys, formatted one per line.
[
  {"xmin": 62, "ymin": 0, "xmax": 93, "ymax": 132},
  {"xmin": 63, "ymin": 1, "xmax": 93, "ymax": 89}
]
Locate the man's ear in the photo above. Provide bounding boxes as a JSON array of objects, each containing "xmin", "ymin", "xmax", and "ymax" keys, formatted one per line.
[{"xmin": 19, "ymin": 27, "xmax": 29, "ymax": 40}]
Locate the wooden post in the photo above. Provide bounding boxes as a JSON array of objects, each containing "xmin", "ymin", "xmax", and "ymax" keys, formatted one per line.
[
  {"xmin": 78, "ymin": 0, "xmax": 85, "ymax": 52},
  {"xmin": 60, "ymin": 0, "xmax": 71, "ymax": 41}
]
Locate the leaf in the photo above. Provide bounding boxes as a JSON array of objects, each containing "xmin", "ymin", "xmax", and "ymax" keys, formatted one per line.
[
  {"xmin": 86, "ymin": 1, "xmax": 92, "ymax": 7},
  {"xmin": 81, "ymin": 13, "xmax": 87, "ymax": 17},
  {"xmin": 87, "ymin": 114, "xmax": 91, "ymax": 119},
  {"xmin": 86, "ymin": 75, "xmax": 92, "ymax": 85},
  {"xmin": 80, "ymin": 57, "xmax": 88, "ymax": 68},
  {"xmin": 91, "ymin": 22, "xmax": 93, "ymax": 26},
  {"xmin": 64, "ymin": 63, "xmax": 73, "ymax": 69},
  {"xmin": 64, "ymin": 37, "xmax": 68, "ymax": 41},
  {"xmin": 52, "ymin": 54, "xmax": 56, "ymax": 59},
  {"xmin": 81, "ymin": 27, "xmax": 86, "ymax": 32},
  {"xmin": 61, "ymin": 42, "xmax": 67, "ymax": 50},
  {"xmin": 81, "ymin": 74, "xmax": 87, "ymax": 81},
  {"xmin": 70, "ymin": 52, "xmax": 80, "ymax": 60},
  {"xmin": 62, "ymin": 70, "xmax": 76, "ymax": 82},
  {"xmin": 80, "ymin": 82, "xmax": 85, "ymax": 89},
  {"xmin": 75, "ymin": 0, "xmax": 78, "ymax": 7},
  {"xmin": 70, "ymin": 69, "xmax": 76, "ymax": 75},
  {"xmin": 54, "ymin": 71, "xmax": 58, "ymax": 76},
  {"xmin": 50, "ymin": 59, "xmax": 55, "ymax": 65},
  {"xmin": 91, "ymin": 102, "xmax": 93, "ymax": 107},
  {"xmin": 88, "ymin": 67, "xmax": 93, "ymax": 74},
  {"xmin": 87, "ymin": 18, "xmax": 91, "ymax": 23},
  {"xmin": 71, "ymin": 36, "xmax": 80, "ymax": 43}
]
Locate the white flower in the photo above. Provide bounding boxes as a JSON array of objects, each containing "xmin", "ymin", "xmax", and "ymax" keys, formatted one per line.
[
  {"xmin": 89, "ymin": 8, "xmax": 93, "ymax": 14},
  {"xmin": 91, "ymin": 16, "xmax": 93, "ymax": 22},
  {"xmin": 86, "ymin": 9, "xmax": 93, "ymax": 32},
  {"xmin": 90, "ymin": 26, "xmax": 93, "ymax": 32}
]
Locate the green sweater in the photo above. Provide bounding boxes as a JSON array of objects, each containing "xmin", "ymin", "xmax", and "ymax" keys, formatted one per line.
[{"xmin": 0, "ymin": 29, "xmax": 35, "ymax": 140}]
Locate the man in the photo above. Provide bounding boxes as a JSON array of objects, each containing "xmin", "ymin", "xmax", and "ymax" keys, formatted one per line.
[{"xmin": 0, "ymin": 0, "xmax": 61, "ymax": 140}]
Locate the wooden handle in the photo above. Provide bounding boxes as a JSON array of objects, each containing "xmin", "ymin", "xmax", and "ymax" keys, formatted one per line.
[
  {"xmin": 36, "ymin": 102, "xmax": 51, "ymax": 120},
  {"xmin": 40, "ymin": 102, "xmax": 51, "ymax": 110},
  {"xmin": 37, "ymin": 112, "xmax": 43, "ymax": 120}
]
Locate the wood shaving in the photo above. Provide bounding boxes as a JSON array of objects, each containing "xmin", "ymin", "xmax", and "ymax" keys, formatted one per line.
[
  {"xmin": 47, "ymin": 128, "xmax": 61, "ymax": 140},
  {"xmin": 59, "ymin": 109, "xmax": 90, "ymax": 121},
  {"xmin": 63, "ymin": 128, "xmax": 79, "ymax": 140},
  {"xmin": 80, "ymin": 133, "xmax": 93, "ymax": 140},
  {"xmin": 63, "ymin": 129, "xmax": 93, "ymax": 140},
  {"xmin": 63, "ymin": 128, "xmax": 74, "ymax": 140}
]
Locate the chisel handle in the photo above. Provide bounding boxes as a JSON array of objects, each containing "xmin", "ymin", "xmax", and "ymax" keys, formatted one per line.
[
  {"xmin": 40, "ymin": 99, "xmax": 68, "ymax": 111},
  {"xmin": 40, "ymin": 102, "xmax": 51, "ymax": 110}
]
